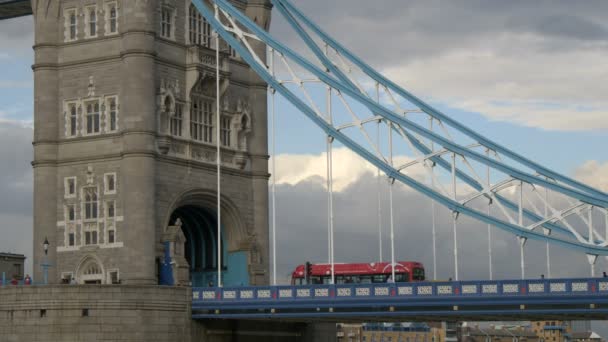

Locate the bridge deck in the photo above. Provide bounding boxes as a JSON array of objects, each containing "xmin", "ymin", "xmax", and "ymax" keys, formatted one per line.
[
  {"xmin": 0, "ymin": 0, "xmax": 31, "ymax": 20},
  {"xmin": 193, "ymin": 278, "xmax": 608, "ymax": 321}
]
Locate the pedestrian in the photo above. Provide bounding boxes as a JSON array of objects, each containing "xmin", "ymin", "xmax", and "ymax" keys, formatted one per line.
[
  {"xmin": 541, "ymin": 274, "xmax": 545, "ymax": 279},
  {"xmin": 603, "ymin": 271, "xmax": 607, "ymax": 278},
  {"xmin": 24, "ymin": 274, "xmax": 32, "ymax": 285},
  {"xmin": 70, "ymin": 276, "xmax": 77, "ymax": 285},
  {"xmin": 10, "ymin": 276, "xmax": 18, "ymax": 286},
  {"xmin": 208, "ymin": 281, "xmax": 214, "ymax": 287}
]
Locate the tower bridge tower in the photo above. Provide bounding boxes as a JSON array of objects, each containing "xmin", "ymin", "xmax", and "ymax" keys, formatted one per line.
[{"xmin": 32, "ymin": 0, "xmax": 271, "ymax": 287}]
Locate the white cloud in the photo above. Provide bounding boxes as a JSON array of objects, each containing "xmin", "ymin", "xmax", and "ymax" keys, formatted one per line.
[
  {"xmin": 271, "ymin": 147, "xmax": 424, "ymax": 192},
  {"xmin": 384, "ymin": 35, "xmax": 608, "ymax": 131},
  {"xmin": 575, "ymin": 160, "xmax": 608, "ymax": 192}
]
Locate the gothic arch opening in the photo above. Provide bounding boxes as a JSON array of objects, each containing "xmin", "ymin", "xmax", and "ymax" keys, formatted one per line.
[
  {"xmin": 160, "ymin": 190, "xmax": 250, "ymax": 287},
  {"xmin": 76, "ymin": 256, "xmax": 105, "ymax": 284}
]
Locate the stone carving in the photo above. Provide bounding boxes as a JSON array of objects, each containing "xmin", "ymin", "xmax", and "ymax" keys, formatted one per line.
[
  {"xmin": 87, "ymin": 76, "xmax": 95, "ymax": 97},
  {"xmin": 86, "ymin": 165, "xmax": 95, "ymax": 185},
  {"xmin": 162, "ymin": 220, "xmax": 190, "ymax": 287},
  {"xmin": 160, "ymin": 78, "xmax": 180, "ymax": 98}
]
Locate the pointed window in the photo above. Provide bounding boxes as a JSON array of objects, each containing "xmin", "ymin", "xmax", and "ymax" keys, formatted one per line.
[
  {"xmin": 69, "ymin": 104, "xmax": 78, "ymax": 136},
  {"xmin": 220, "ymin": 116, "xmax": 231, "ymax": 146},
  {"xmin": 86, "ymin": 101, "xmax": 100, "ymax": 134},
  {"xmin": 84, "ymin": 187, "xmax": 98, "ymax": 220},
  {"xmin": 171, "ymin": 104, "xmax": 183, "ymax": 137},
  {"xmin": 69, "ymin": 10, "xmax": 77, "ymax": 40},
  {"xmin": 189, "ymin": 4, "xmax": 211, "ymax": 47},
  {"xmin": 160, "ymin": 7, "xmax": 174, "ymax": 39},
  {"xmin": 89, "ymin": 8, "xmax": 97, "ymax": 37},
  {"xmin": 108, "ymin": 97, "xmax": 118, "ymax": 132},
  {"xmin": 191, "ymin": 98, "xmax": 213, "ymax": 143},
  {"xmin": 109, "ymin": 5, "xmax": 117, "ymax": 33}
]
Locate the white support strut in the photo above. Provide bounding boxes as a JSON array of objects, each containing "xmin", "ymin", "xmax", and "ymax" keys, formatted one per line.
[
  {"xmin": 388, "ymin": 121, "xmax": 396, "ymax": 283},
  {"xmin": 214, "ymin": 13, "xmax": 222, "ymax": 288},
  {"xmin": 269, "ymin": 47, "xmax": 277, "ymax": 286},
  {"xmin": 486, "ymin": 148, "xmax": 493, "ymax": 280},
  {"xmin": 451, "ymin": 153, "xmax": 459, "ymax": 281}
]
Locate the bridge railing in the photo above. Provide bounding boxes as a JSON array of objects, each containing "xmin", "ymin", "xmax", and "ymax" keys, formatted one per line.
[{"xmin": 193, "ymin": 278, "xmax": 608, "ymax": 303}]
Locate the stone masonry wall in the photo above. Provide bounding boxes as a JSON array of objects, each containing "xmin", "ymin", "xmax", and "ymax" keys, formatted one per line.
[{"xmin": 0, "ymin": 285, "xmax": 192, "ymax": 342}]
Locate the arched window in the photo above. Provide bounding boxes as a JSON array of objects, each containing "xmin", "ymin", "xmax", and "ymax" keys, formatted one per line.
[
  {"xmin": 86, "ymin": 101, "xmax": 100, "ymax": 134},
  {"xmin": 84, "ymin": 187, "xmax": 98, "ymax": 220},
  {"xmin": 69, "ymin": 12, "xmax": 77, "ymax": 40},
  {"xmin": 160, "ymin": 6, "xmax": 174, "ymax": 39},
  {"xmin": 220, "ymin": 116, "xmax": 231, "ymax": 146},
  {"xmin": 109, "ymin": 6, "xmax": 117, "ymax": 33},
  {"xmin": 89, "ymin": 8, "xmax": 97, "ymax": 37},
  {"xmin": 171, "ymin": 104, "xmax": 183, "ymax": 137},
  {"xmin": 108, "ymin": 97, "xmax": 118, "ymax": 132},
  {"xmin": 191, "ymin": 98, "xmax": 213, "ymax": 143},
  {"xmin": 189, "ymin": 4, "xmax": 211, "ymax": 47},
  {"xmin": 69, "ymin": 105, "xmax": 77, "ymax": 136}
]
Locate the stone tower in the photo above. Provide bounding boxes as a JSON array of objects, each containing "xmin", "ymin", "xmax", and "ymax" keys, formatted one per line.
[{"xmin": 32, "ymin": 0, "xmax": 272, "ymax": 286}]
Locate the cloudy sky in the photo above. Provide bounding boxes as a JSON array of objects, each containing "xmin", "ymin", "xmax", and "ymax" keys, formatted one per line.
[{"xmin": 1, "ymin": 0, "xmax": 608, "ymax": 330}]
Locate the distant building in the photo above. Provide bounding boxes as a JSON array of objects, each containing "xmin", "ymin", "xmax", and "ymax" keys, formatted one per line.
[
  {"xmin": 571, "ymin": 331, "xmax": 604, "ymax": 342},
  {"xmin": 461, "ymin": 325, "xmax": 539, "ymax": 342},
  {"xmin": 570, "ymin": 321, "xmax": 593, "ymax": 335},
  {"xmin": 531, "ymin": 320, "xmax": 570, "ymax": 341},
  {"xmin": 336, "ymin": 322, "xmax": 446, "ymax": 342},
  {"xmin": 0, "ymin": 253, "xmax": 26, "ymax": 280}
]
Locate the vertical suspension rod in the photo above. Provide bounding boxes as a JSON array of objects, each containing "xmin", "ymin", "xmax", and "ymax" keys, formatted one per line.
[
  {"xmin": 388, "ymin": 120, "xmax": 396, "ymax": 283},
  {"xmin": 451, "ymin": 153, "xmax": 459, "ymax": 281},
  {"xmin": 589, "ymin": 207, "xmax": 595, "ymax": 277},
  {"xmin": 486, "ymin": 148, "xmax": 493, "ymax": 280},
  {"xmin": 269, "ymin": 47, "xmax": 277, "ymax": 286},
  {"xmin": 430, "ymin": 118, "xmax": 437, "ymax": 280},
  {"xmin": 519, "ymin": 181, "xmax": 525, "ymax": 280},
  {"xmin": 325, "ymin": 44, "xmax": 335, "ymax": 284},
  {"xmin": 545, "ymin": 185, "xmax": 551, "ymax": 278},
  {"xmin": 376, "ymin": 82, "xmax": 383, "ymax": 263},
  {"xmin": 214, "ymin": 11, "xmax": 222, "ymax": 288}
]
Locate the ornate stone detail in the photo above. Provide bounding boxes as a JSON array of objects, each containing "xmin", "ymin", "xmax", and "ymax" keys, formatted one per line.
[
  {"xmin": 162, "ymin": 219, "xmax": 190, "ymax": 287},
  {"xmin": 86, "ymin": 165, "xmax": 95, "ymax": 185},
  {"xmin": 87, "ymin": 76, "xmax": 95, "ymax": 97},
  {"xmin": 157, "ymin": 137, "xmax": 171, "ymax": 155},
  {"xmin": 160, "ymin": 78, "xmax": 180, "ymax": 98}
]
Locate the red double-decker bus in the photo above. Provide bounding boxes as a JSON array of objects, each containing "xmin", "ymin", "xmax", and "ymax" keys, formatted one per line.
[{"xmin": 291, "ymin": 261, "xmax": 425, "ymax": 285}]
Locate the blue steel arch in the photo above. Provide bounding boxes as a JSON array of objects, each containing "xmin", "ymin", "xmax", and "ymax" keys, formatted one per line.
[
  {"xmin": 270, "ymin": 0, "xmax": 595, "ymax": 242},
  {"xmin": 191, "ymin": 0, "xmax": 608, "ymax": 256},
  {"xmin": 208, "ymin": 0, "xmax": 608, "ymax": 209},
  {"xmin": 273, "ymin": 0, "xmax": 608, "ymax": 203}
]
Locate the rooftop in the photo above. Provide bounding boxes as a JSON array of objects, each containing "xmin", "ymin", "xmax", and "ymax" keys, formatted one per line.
[{"xmin": 0, "ymin": 252, "xmax": 26, "ymax": 260}]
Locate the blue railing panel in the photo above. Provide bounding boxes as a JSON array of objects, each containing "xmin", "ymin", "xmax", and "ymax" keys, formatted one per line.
[{"xmin": 193, "ymin": 278, "xmax": 608, "ymax": 305}]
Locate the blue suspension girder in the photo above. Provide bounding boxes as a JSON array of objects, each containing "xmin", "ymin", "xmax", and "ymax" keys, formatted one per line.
[
  {"xmin": 191, "ymin": 0, "xmax": 608, "ymax": 257},
  {"xmin": 274, "ymin": 0, "xmax": 608, "ymax": 203}
]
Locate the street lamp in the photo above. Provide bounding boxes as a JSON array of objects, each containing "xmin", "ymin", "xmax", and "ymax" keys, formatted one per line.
[
  {"xmin": 41, "ymin": 237, "xmax": 51, "ymax": 284},
  {"xmin": 43, "ymin": 237, "xmax": 49, "ymax": 255}
]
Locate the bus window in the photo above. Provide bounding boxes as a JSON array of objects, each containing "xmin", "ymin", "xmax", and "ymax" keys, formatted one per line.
[
  {"xmin": 322, "ymin": 276, "xmax": 333, "ymax": 285},
  {"xmin": 395, "ymin": 273, "xmax": 407, "ymax": 283},
  {"xmin": 372, "ymin": 275, "xmax": 385, "ymax": 283},
  {"xmin": 311, "ymin": 276, "xmax": 322, "ymax": 284},
  {"xmin": 413, "ymin": 268, "xmax": 425, "ymax": 281},
  {"xmin": 359, "ymin": 275, "xmax": 372, "ymax": 284}
]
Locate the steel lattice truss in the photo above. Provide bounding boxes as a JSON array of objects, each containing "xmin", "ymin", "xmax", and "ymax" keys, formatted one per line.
[{"xmin": 192, "ymin": 0, "xmax": 608, "ymax": 265}]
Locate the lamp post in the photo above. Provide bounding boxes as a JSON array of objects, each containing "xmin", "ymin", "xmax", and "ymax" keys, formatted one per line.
[{"xmin": 41, "ymin": 237, "xmax": 50, "ymax": 285}]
